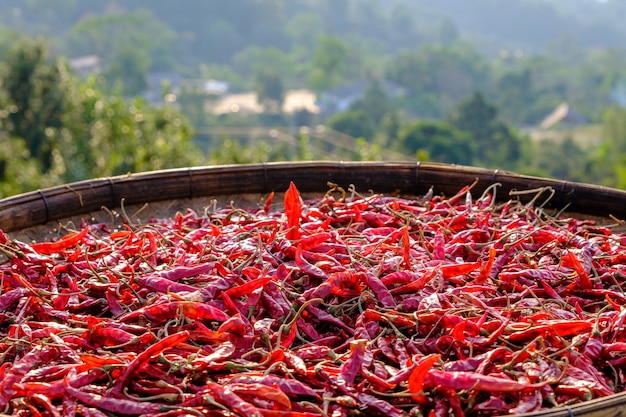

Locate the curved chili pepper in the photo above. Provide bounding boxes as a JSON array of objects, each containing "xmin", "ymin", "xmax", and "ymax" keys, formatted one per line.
[
  {"xmin": 0, "ymin": 346, "xmax": 46, "ymax": 408},
  {"xmin": 108, "ymin": 330, "xmax": 190, "ymax": 397},
  {"xmin": 506, "ymin": 320, "xmax": 592, "ymax": 344},
  {"xmin": 196, "ymin": 380, "xmax": 262, "ymax": 417},
  {"xmin": 29, "ymin": 226, "xmax": 90, "ymax": 254},
  {"xmin": 228, "ymin": 382, "xmax": 292, "ymax": 411},
  {"xmin": 119, "ymin": 301, "xmax": 229, "ymax": 324},
  {"xmin": 408, "ymin": 354, "xmax": 441, "ymax": 401},
  {"xmin": 229, "ymin": 374, "xmax": 319, "ymax": 399},
  {"xmin": 225, "ymin": 276, "xmax": 273, "ymax": 298},
  {"xmin": 424, "ymin": 369, "xmax": 553, "ymax": 392},
  {"xmin": 65, "ymin": 382, "xmax": 164, "ymax": 415}
]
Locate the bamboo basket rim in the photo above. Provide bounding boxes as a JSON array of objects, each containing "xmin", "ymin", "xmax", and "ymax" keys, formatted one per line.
[
  {"xmin": 2, "ymin": 161, "xmax": 626, "ymax": 234},
  {"xmin": 3, "ymin": 161, "xmax": 626, "ymax": 416}
]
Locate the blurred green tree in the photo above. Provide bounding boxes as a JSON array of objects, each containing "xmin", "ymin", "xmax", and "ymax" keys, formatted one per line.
[
  {"xmin": 255, "ymin": 69, "xmax": 285, "ymax": 114},
  {"xmin": 0, "ymin": 38, "xmax": 201, "ymax": 197},
  {"xmin": 386, "ymin": 42, "xmax": 489, "ymax": 117},
  {"xmin": 327, "ymin": 110, "xmax": 376, "ymax": 140},
  {"xmin": 589, "ymin": 107, "xmax": 626, "ymax": 188},
  {"xmin": 68, "ymin": 9, "xmax": 178, "ymax": 95},
  {"xmin": 309, "ymin": 35, "xmax": 349, "ymax": 93},
  {"xmin": 447, "ymin": 92, "xmax": 523, "ymax": 168},
  {"xmin": 1, "ymin": 37, "xmax": 67, "ymax": 171},
  {"xmin": 399, "ymin": 120, "xmax": 475, "ymax": 165},
  {"xmin": 349, "ymin": 79, "xmax": 393, "ymax": 127}
]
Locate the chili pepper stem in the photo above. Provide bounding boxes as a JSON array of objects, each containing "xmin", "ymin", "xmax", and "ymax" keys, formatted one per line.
[
  {"xmin": 122, "ymin": 387, "xmax": 179, "ymax": 403},
  {"xmin": 276, "ymin": 297, "xmax": 323, "ymax": 349},
  {"xmin": 502, "ymin": 336, "xmax": 544, "ymax": 371},
  {"xmin": 369, "ymin": 389, "xmax": 415, "ymax": 398},
  {"xmin": 159, "ymin": 406, "xmax": 205, "ymax": 417}
]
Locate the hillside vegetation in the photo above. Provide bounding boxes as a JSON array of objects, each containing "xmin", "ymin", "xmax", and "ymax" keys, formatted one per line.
[{"xmin": 0, "ymin": 0, "xmax": 626, "ymax": 195}]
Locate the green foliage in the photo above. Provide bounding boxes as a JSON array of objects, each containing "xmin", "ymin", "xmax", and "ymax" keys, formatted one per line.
[
  {"xmin": 349, "ymin": 80, "xmax": 394, "ymax": 127},
  {"xmin": 254, "ymin": 69, "xmax": 285, "ymax": 114},
  {"xmin": 68, "ymin": 9, "xmax": 178, "ymax": 94},
  {"xmin": 102, "ymin": 45, "xmax": 150, "ymax": 96},
  {"xmin": 233, "ymin": 46, "xmax": 295, "ymax": 81},
  {"xmin": 518, "ymin": 136, "xmax": 589, "ymax": 183},
  {"xmin": 0, "ymin": 136, "xmax": 45, "ymax": 197},
  {"xmin": 297, "ymin": 134, "xmax": 314, "ymax": 161},
  {"xmin": 327, "ymin": 110, "xmax": 376, "ymax": 141},
  {"xmin": 0, "ymin": 23, "xmax": 21, "ymax": 59},
  {"xmin": 590, "ymin": 107, "xmax": 626, "ymax": 188},
  {"xmin": 447, "ymin": 92, "xmax": 523, "ymax": 168},
  {"xmin": 54, "ymin": 79, "xmax": 199, "ymax": 181},
  {"xmin": 1, "ymin": 37, "xmax": 67, "ymax": 171},
  {"xmin": 207, "ymin": 136, "xmax": 290, "ymax": 165},
  {"xmin": 354, "ymin": 137, "xmax": 382, "ymax": 161},
  {"xmin": 399, "ymin": 120, "xmax": 475, "ymax": 165},
  {"xmin": 285, "ymin": 12, "xmax": 324, "ymax": 51},
  {"xmin": 0, "ymin": 38, "xmax": 201, "ymax": 197},
  {"xmin": 2, "ymin": 1, "xmax": 626, "ymax": 192},
  {"xmin": 386, "ymin": 42, "xmax": 489, "ymax": 116},
  {"xmin": 309, "ymin": 36, "xmax": 349, "ymax": 93}
]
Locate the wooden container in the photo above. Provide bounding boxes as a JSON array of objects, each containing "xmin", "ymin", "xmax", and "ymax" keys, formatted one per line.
[{"xmin": 2, "ymin": 161, "xmax": 626, "ymax": 417}]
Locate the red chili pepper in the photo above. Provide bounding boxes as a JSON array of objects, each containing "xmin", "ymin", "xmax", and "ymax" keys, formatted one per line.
[
  {"xmin": 262, "ymin": 191, "xmax": 275, "ymax": 215},
  {"xmin": 389, "ymin": 269, "xmax": 437, "ymax": 295},
  {"xmin": 228, "ymin": 382, "xmax": 292, "ymax": 411},
  {"xmin": 29, "ymin": 393, "xmax": 62, "ymax": 417},
  {"xmin": 294, "ymin": 244, "xmax": 328, "ymax": 279},
  {"xmin": 14, "ymin": 381, "xmax": 65, "ymax": 399},
  {"xmin": 108, "ymin": 330, "xmax": 190, "ymax": 396},
  {"xmin": 195, "ymin": 380, "xmax": 262, "ymax": 417},
  {"xmin": 338, "ymin": 339, "xmax": 369, "ymax": 386},
  {"xmin": 401, "ymin": 226, "xmax": 412, "ymax": 267},
  {"xmin": 29, "ymin": 226, "xmax": 90, "ymax": 254},
  {"xmin": 423, "ymin": 369, "xmax": 551, "ymax": 392},
  {"xmin": 228, "ymin": 374, "xmax": 320, "ymax": 399},
  {"xmin": 439, "ymin": 260, "xmax": 482, "ymax": 279},
  {"xmin": 0, "ymin": 346, "xmax": 46, "ymax": 408},
  {"xmin": 225, "ymin": 276, "xmax": 273, "ymax": 298},
  {"xmin": 135, "ymin": 275, "xmax": 199, "ymax": 294},
  {"xmin": 564, "ymin": 250, "xmax": 592, "ymax": 290},
  {"xmin": 408, "ymin": 354, "xmax": 441, "ymax": 402},
  {"xmin": 474, "ymin": 246, "xmax": 496, "ymax": 284},
  {"xmin": 302, "ymin": 270, "xmax": 363, "ymax": 299},
  {"xmin": 284, "ymin": 182, "xmax": 302, "ymax": 240},
  {"xmin": 4, "ymin": 182, "xmax": 626, "ymax": 417},
  {"xmin": 64, "ymin": 381, "xmax": 163, "ymax": 415},
  {"xmin": 257, "ymin": 410, "xmax": 321, "ymax": 417},
  {"xmin": 506, "ymin": 320, "xmax": 592, "ymax": 344},
  {"xmin": 296, "ymin": 231, "xmax": 334, "ymax": 251},
  {"xmin": 119, "ymin": 301, "xmax": 229, "ymax": 324},
  {"xmin": 361, "ymin": 269, "xmax": 396, "ymax": 308}
]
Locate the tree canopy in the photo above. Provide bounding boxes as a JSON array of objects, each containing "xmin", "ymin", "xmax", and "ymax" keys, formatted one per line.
[
  {"xmin": 0, "ymin": 39, "xmax": 200, "ymax": 197},
  {"xmin": 0, "ymin": 1, "xmax": 625, "ymax": 195}
]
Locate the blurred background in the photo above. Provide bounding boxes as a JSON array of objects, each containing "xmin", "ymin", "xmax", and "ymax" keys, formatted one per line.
[{"xmin": 1, "ymin": 0, "xmax": 625, "ymax": 197}]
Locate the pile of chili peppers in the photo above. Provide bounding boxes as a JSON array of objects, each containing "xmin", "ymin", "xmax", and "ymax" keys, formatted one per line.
[{"xmin": 2, "ymin": 181, "xmax": 626, "ymax": 417}]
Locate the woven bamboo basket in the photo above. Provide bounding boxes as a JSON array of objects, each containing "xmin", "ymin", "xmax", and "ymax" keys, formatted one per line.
[{"xmin": 3, "ymin": 161, "xmax": 626, "ymax": 417}]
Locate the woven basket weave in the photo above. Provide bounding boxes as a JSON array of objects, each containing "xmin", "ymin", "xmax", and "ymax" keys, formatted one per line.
[{"xmin": 3, "ymin": 161, "xmax": 626, "ymax": 233}]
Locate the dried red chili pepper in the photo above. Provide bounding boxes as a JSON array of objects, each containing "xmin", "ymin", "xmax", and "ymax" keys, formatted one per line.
[
  {"xmin": 108, "ymin": 330, "xmax": 190, "ymax": 397},
  {"xmin": 29, "ymin": 227, "xmax": 90, "ymax": 254},
  {"xmin": 3, "ymin": 181, "xmax": 626, "ymax": 416},
  {"xmin": 284, "ymin": 181, "xmax": 302, "ymax": 241}
]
